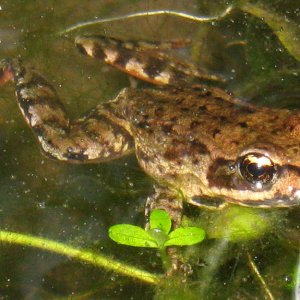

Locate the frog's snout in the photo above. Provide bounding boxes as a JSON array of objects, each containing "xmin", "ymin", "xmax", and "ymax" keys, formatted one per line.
[
  {"xmin": 292, "ymin": 188, "xmax": 300, "ymax": 199},
  {"xmin": 291, "ymin": 179, "xmax": 300, "ymax": 201},
  {"xmin": 290, "ymin": 176, "xmax": 300, "ymax": 195}
]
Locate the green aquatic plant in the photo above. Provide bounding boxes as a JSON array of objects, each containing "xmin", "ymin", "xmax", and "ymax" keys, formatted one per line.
[
  {"xmin": 109, "ymin": 209, "xmax": 206, "ymax": 249},
  {"xmin": 0, "ymin": 230, "xmax": 160, "ymax": 284},
  {"xmin": 0, "ymin": 210, "xmax": 205, "ymax": 285},
  {"xmin": 239, "ymin": 1, "xmax": 300, "ymax": 62},
  {"xmin": 109, "ymin": 209, "xmax": 206, "ymax": 270}
]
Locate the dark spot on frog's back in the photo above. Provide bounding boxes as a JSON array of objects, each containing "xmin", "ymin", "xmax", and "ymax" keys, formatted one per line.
[
  {"xmin": 162, "ymin": 124, "xmax": 173, "ymax": 134},
  {"xmin": 136, "ymin": 120, "xmax": 151, "ymax": 130},
  {"xmin": 190, "ymin": 120, "xmax": 201, "ymax": 129},
  {"xmin": 154, "ymin": 106, "xmax": 165, "ymax": 117},
  {"xmin": 180, "ymin": 107, "xmax": 190, "ymax": 113},
  {"xmin": 168, "ymin": 87, "xmax": 184, "ymax": 95},
  {"xmin": 238, "ymin": 121, "xmax": 248, "ymax": 128},
  {"xmin": 197, "ymin": 105, "xmax": 207, "ymax": 113},
  {"xmin": 214, "ymin": 96, "xmax": 225, "ymax": 102},
  {"xmin": 238, "ymin": 106, "xmax": 255, "ymax": 114},
  {"xmin": 190, "ymin": 140, "xmax": 208, "ymax": 154},
  {"xmin": 219, "ymin": 116, "xmax": 228, "ymax": 124},
  {"xmin": 212, "ymin": 128, "xmax": 221, "ymax": 138},
  {"xmin": 175, "ymin": 98, "xmax": 185, "ymax": 106},
  {"xmin": 164, "ymin": 139, "xmax": 208, "ymax": 161},
  {"xmin": 142, "ymin": 113, "xmax": 149, "ymax": 120}
]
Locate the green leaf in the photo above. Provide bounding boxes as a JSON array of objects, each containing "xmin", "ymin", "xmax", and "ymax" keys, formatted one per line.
[
  {"xmin": 109, "ymin": 224, "xmax": 158, "ymax": 248},
  {"xmin": 164, "ymin": 227, "xmax": 205, "ymax": 247},
  {"xmin": 149, "ymin": 209, "xmax": 172, "ymax": 234}
]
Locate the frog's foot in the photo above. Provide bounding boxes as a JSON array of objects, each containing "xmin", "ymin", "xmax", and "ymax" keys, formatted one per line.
[
  {"xmin": 0, "ymin": 59, "xmax": 14, "ymax": 86},
  {"xmin": 0, "ymin": 58, "xmax": 134, "ymax": 162},
  {"xmin": 75, "ymin": 35, "xmax": 222, "ymax": 87}
]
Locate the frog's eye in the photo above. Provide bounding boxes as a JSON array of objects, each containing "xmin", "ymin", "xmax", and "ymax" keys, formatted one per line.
[{"xmin": 238, "ymin": 153, "xmax": 277, "ymax": 188}]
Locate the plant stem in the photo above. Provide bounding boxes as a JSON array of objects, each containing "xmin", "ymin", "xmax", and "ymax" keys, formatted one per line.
[
  {"xmin": 247, "ymin": 252, "xmax": 274, "ymax": 300},
  {"xmin": 0, "ymin": 230, "xmax": 160, "ymax": 285},
  {"xmin": 159, "ymin": 247, "xmax": 172, "ymax": 271}
]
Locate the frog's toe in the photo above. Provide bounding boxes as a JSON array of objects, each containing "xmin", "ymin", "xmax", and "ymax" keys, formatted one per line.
[
  {"xmin": 75, "ymin": 36, "xmax": 105, "ymax": 59},
  {"xmin": 0, "ymin": 59, "xmax": 14, "ymax": 86}
]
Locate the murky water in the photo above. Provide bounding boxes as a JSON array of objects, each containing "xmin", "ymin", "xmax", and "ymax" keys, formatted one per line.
[{"xmin": 0, "ymin": 0, "xmax": 299, "ymax": 299}]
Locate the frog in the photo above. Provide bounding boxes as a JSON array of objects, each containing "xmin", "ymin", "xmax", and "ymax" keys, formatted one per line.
[{"xmin": 0, "ymin": 35, "xmax": 300, "ymax": 226}]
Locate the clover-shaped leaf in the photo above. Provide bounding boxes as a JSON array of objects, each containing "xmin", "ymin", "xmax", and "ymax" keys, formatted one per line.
[
  {"xmin": 149, "ymin": 209, "xmax": 171, "ymax": 234},
  {"xmin": 109, "ymin": 209, "xmax": 206, "ymax": 249},
  {"xmin": 109, "ymin": 224, "xmax": 157, "ymax": 248},
  {"xmin": 164, "ymin": 227, "xmax": 205, "ymax": 247}
]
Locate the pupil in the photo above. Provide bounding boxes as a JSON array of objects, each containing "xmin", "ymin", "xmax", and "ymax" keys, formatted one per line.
[{"xmin": 247, "ymin": 163, "xmax": 268, "ymax": 180}]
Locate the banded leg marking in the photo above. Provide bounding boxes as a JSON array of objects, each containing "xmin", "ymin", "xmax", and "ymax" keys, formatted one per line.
[
  {"xmin": 75, "ymin": 35, "xmax": 222, "ymax": 86},
  {"xmin": 0, "ymin": 59, "xmax": 133, "ymax": 162}
]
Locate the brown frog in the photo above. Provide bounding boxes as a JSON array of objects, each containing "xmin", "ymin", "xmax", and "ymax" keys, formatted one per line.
[{"xmin": 0, "ymin": 35, "xmax": 300, "ymax": 224}]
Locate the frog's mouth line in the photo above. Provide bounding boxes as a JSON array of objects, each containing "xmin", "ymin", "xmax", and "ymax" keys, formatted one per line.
[
  {"xmin": 232, "ymin": 196, "xmax": 300, "ymax": 208},
  {"xmin": 191, "ymin": 195, "xmax": 300, "ymax": 208},
  {"xmin": 218, "ymin": 189, "xmax": 300, "ymax": 208}
]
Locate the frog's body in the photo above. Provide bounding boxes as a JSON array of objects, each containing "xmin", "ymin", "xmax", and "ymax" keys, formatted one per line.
[{"xmin": 1, "ymin": 35, "xmax": 300, "ymax": 219}]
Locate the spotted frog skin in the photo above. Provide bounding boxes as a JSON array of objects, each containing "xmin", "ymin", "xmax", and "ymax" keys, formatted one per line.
[{"xmin": 1, "ymin": 35, "xmax": 300, "ymax": 216}]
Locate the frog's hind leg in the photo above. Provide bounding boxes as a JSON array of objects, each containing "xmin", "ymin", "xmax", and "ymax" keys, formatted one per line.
[
  {"xmin": 0, "ymin": 59, "xmax": 134, "ymax": 162},
  {"xmin": 75, "ymin": 35, "xmax": 222, "ymax": 86}
]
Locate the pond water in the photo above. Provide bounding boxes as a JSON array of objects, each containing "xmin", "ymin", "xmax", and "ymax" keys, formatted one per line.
[{"xmin": 0, "ymin": 0, "xmax": 299, "ymax": 299}]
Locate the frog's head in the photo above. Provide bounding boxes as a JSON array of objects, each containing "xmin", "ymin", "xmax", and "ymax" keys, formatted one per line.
[{"xmin": 203, "ymin": 143, "xmax": 300, "ymax": 207}]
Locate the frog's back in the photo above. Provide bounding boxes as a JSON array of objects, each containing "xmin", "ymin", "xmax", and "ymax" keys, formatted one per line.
[{"xmin": 110, "ymin": 86, "xmax": 300, "ymax": 165}]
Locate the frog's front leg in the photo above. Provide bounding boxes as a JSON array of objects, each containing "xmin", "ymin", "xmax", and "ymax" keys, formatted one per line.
[
  {"xmin": 146, "ymin": 185, "xmax": 183, "ymax": 229},
  {"xmin": 146, "ymin": 185, "xmax": 189, "ymax": 276},
  {"xmin": 0, "ymin": 59, "xmax": 134, "ymax": 162},
  {"xmin": 146, "ymin": 186, "xmax": 183, "ymax": 262}
]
